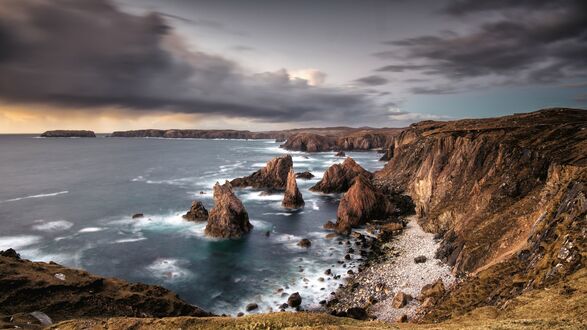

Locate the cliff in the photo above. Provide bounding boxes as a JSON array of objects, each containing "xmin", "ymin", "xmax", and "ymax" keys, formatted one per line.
[
  {"xmin": 40, "ymin": 130, "xmax": 96, "ymax": 138},
  {"xmin": 0, "ymin": 250, "xmax": 209, "ymax": 328},
  {"xmin": 375, "ymin": 108, "xmax": 587, "ymax": 275},
  {"xmin": 231, "ymin": 155, "xmax": 293, "ymax": 191},
  {"xmin": 280, "ymin": 128, "xmax": 403, "ymax": 152}
]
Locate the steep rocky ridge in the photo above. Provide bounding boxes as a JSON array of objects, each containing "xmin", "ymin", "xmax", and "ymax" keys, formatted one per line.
[
  {"xmin": 311, "ymin": 157, "xmax": 372, "ymax": 193},
  {"xmin": 0, "ymin": 250, "xmax": 209, "ymax": 328},
  {"xmin": 375, "ymin": 108, "xmax": 586, "ymax": 274}
]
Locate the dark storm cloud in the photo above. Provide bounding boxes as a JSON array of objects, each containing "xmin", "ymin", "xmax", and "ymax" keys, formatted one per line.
[
  {"xmin": 377, "ymin": 0, "xmax": 587, "ymax": 92},
  {"xmin": 0, "ymin": 0, "xmax": 382, "ymax": 123},
  {"xmin": 354, "ymin": 75, "xmax": 389, "ymax": 86}
]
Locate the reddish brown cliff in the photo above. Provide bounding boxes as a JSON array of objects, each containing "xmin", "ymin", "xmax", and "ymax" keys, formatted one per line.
[
  {"xmin": 205, "ymin": 182, "xmax": 253, "ymax": 238},
  {"xmin": 311, "ymin": 158, "xmax": 372, "ymax": 193},
  {"xmin": 231, "ymin": 155, "xmax": 293, "ymax": 191}
]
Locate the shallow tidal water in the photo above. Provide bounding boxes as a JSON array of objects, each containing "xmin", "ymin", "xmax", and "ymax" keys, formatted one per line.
[{"xmin": 0, "ymin": 135, "xmax": 384, "ymax": 315}]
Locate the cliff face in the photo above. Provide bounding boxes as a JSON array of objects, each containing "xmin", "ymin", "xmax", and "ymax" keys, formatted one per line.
[
  {"xmin": 311, "ymin": 158, "xmax": 372, "ymax": 193},
  {"xmin": 231, "ymin": 155, "xmax": 293, "ymax": 191},
  {"xmin": 282, "ymin": 169, "xmax": 304, "ymax": 209},
  {"xmin": 375, "ymin": 108, "xmax": 587, "ymax": 275},
  {"xmin": 280, "ymin": 129, "xmax": 402, "ymax": 152},
  {"xmin": 0, "ymin": 250, "xmax": 209, "ymax": 327}
]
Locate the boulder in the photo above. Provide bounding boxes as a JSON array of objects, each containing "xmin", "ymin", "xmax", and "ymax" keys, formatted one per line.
[
  {"xmin": 131, "ymin": 213, "xmax": 144, "ymax": 219},
  {"xmin": 245, "ymin": 303, "xmax": 258, "ymax": 312},
  {"xmin": 205, "ymin": 182, "xmax": 253, "ymax": 238},
  {"xmin": 335, "ymin": 175, "xmax": 397, "ymax": 234},
  {"xmin": 287, "ymin": 292, "xmax": 302, "ymax": 307},
  {"xmin": 323, "ymin": 221, "xmax": 337, "ymax": 230},
  {"xmin": 420, "ymin": 279, "xmax": 446, "ymax": 300},
  {"xmin": 183, "ymin": 201, "xmax": 209, "ymax": 222},
  {"xmin": 282, "ymin": 169, "xmax": 305, "ymax": 208},
  {"xmin": 392, "ymin": 291, "xmax": 412, "ymax": 308},
  {"xmin": 296, "ymin": 171, "xmax": 315, "ymax": 180},
  {"xmin": 346, "ymin": 307, "xmax": 368, "ymax": 320},
  {"xmin": 414, "ymin": 255, "xmax": 427, "ymax": 263},
  {"xmin": 335, "ymin": 151, "xmax": 346, "ymax": 157},
  {"xmin": 297, "ymin": 239, "xmax": 312, "ymax": 248},
  {"xmin": 310, "ymin": 158, "xmax": 373, "ymax": 193},
  {"xmin": 231, "ymin": 155, "xmax": 293, "ymax": 191},
  {"xmin": 0, "ymin": 249, "xmax": 20, "ymax": 259}
]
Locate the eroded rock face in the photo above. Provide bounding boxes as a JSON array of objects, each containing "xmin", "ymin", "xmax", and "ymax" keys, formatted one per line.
[
  {"xmin": 296, "ymin": 171, "xmax": 315, "ymax": 180},
  {"xmin": 311, "ymin": 158, "xmax": 373, "ymax": 193},
  {"xmin": 205, "ymin": 182, "xmax": 252, "ymax": 238},
  {"xmin": 183, "ymin": 201, "xmax": 209, "ymax": 222},
  {"xmin": 280, "ymin": 133, "xmax": 336, "ymax": 152},
  {"xmin": 282, "ymin": 169, "xmax": 304, "ymax": 208},
  {"xmin": 335, "ymin": 175, "xmax": 397, "ymax": 234},
  {"xmin": 231, "ymin": 155, "xmax": 293, "ymax": 191}
]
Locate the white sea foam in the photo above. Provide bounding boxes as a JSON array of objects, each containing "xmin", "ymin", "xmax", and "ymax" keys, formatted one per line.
[
  {"xmin": 241, "ymin": 191, "xmax": 283, "ymax": 202},
  {"xmin": 31, "ymin": 220, "xmax": 73, "ymax": 232},
  {"xmin": 147, "ymin": 258, "xmax": 193, "ymax": 282},
  {"xmin": 0, "ymin": 235, "xmax": 42, "ymax": 250},
  {"xmin": 78, "ymin": 227, "xmax": 104, "ymax": 233},
  {"xmin": 113, "ymin": 237, "xmax": 147, "ymax": 244},
  {"xmin": 1, "ymin": 191, "xmax": 68, "ymax": 203},
  {"xmin": 249, "ymin": 219, "xmax": 273, "ymax": 231}
]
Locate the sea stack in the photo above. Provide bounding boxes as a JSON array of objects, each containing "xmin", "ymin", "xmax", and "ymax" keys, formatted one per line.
[
  {"xmin": 282, "ymin": 169, "xmax": 304, "ymax": 208},
  {"xmin": 205, "ymin": 182, "xmax": 252, "ymax": 238},
  {"xmin": 335, "ymin": 175, "xmax": 396, "ymax": 234},
  {"xmin": 310, "ymin": 157, "xmax": 372, "ymax": 193},
  {"xmin": 183, "ymin": 201, "xmax": 209, "ymax": 222},
  {"xmin": 230, "ymin": 155, "xmax": 293, "ymax": 191}
]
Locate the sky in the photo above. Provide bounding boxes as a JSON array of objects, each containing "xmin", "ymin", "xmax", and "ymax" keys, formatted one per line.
[{"xmin": 0, "ymin": 0, "xmax": 585, "ymax": 133}]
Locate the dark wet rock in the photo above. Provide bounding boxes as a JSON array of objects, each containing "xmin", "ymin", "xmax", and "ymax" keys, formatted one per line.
[
  {"xmin": 131, "ymin": 213, "xmax": 144, "ymax": 219},
  {"xmin": 414, "ymin": 255, "xmax": 427, "ymax": 264},
  {"xmin": 335, "ymin": 151, "xmax": 346, "ymax": 157},
  {"xmin": 397, "ymin": 314, "xmax": 408, "ymax": 323},
  {"xmin": 245, "ymin": 303, "xmax": 258, "ymax": 312},
  {"xmin": 325, "ymin": 233, "xmax": 338, "ymax": 239},
  {"xmin": 296, "ymin": 171, "xmax": 315, "ymax": 180},
  {"xmin": 325, "ymin": 269, "xmax": 332, "ymax": 275},
  {"xmin": 344, "ymin": 254, "xmax": 351, "ymax": 260},
  {"xmin": 335, "ymin": 175, "xmax": 397, "ymax": 234},
  {"xmin": 182, "ymin": 201, "xmax": 209, "ymax": 222},
  {"xmin": 231, "ymin": 155, "xmax": 293, "ymax": 191},
  {"xmin": 279, "ymin": 303, "xmax": 289, "ymax": 310},
  {"xmin": 297, "ymin": 239, "xmax": 312, "ymax": 248},
  {"xmin": 265, "ymin": 231, "xmax": 271, "ymax": 237},
  {"xmin": 319, "ymin": 300, "xmax": 327, "ymax": 305},
  {"xmin": 41, "ymin": 130, "xmax": 95, "ymax": 138},
  {"xmin": 323, "ymin": 221, "xmax": 337, "ymax": 230},
  {"xmin": 392, "ymin": 291, "xmax": 412, "ymax": 308},
  {"xmin": 237, "ymin": 312, "xmax": 244, "ymax": 317},
  {"xmin": 346, "ymin": 307, "xmax": 368, "ymax": 320},
  {"xmin": 310, "ymin": 157, "xmax": 373, "ymax": 193},
  {"xmin": 282, "ymin": 168, "xmax": 304, "ymax": 208},
  {"xmin": 287, "ymin": 292, "xmax": 302, "ymax": 307},
  {"xmin": 205, "ymin": 181, "xmax": 252, "ymax": 238}
]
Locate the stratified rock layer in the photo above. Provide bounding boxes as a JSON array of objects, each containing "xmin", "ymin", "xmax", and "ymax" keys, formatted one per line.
[
  {"xmin": 336, "ymin": 175, "xmax": 397, "ymax": 234},
  {"xmin": 231, "ymin": 155, "xmax": 293, "ymax": 191},
  {"xmin": 311, "ymin": 158, "xmax": 372, "ymax": 193},
  {"xmin": 183, "ymin": 201, "xmax": 208, "ymax": 222},
  {"xmin": 282, "ymin": 169, "xmax": 304, "ymax": 208},
  {"xmin": 205, "ymin": 182, "xmax": 252, "ymax": 238}
]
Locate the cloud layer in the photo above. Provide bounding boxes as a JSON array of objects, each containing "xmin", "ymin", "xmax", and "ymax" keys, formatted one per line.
[{"xmin": 0, "ymin": 0, "xmax": 383, "ymax": 123}]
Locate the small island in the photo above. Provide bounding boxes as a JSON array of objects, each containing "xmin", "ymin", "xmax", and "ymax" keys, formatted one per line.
[{"xmin": 40, "ymin": 130, "xmax": 96, "ymax": 138}]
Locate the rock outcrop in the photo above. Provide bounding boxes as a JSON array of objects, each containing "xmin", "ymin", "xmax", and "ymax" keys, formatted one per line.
[
  {"xmin": 183, "ymin": 201, "xmax": 209, "ymax": 222},
  {"xmin": 0, "ymin": 250, "xmax": 210, "ymax": 327},
  {"xmin": 205, "ymin": 182, "xmax": 252, "ymax": 238},
  {"xmin": 311, "ymin": 158, "xmax": 372, "ymax": 193},
  {"xmin": 231, "ymin": 155, "xmax": 293, "ymax": 191},
  {"xmin": 296, "ymin": 171, "xmax": 315, "ymax": 180},
  {"xmin": 280, "ymin": 133, "xmax": 336, "ymax": 152},
  {"xmin": 282, "ymin": 169, "xmax": 304, "ymax": 208},
  {"xmin": 40, "ymin": 130, "xmax": 96, "ymax": 138},
  {"xmin": 335, "ymin": 175, "xmax": 398, "ymax": 234}
]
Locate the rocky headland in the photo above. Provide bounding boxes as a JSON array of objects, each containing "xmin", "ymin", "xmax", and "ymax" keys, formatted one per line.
[
  {"xmin": 205, "ymin": 181, "xmax": 253, "ymax": 238},
  {"xmin": 0, "ymin": 249, "xmax": 210, "ymax": 329},
  {"xmin": 231, "ymin": 154, "xmax": 293, "ymax": 191},
  {"xmin": 40, "ymin": 130, "xmax": 96, "ymax": 138}
]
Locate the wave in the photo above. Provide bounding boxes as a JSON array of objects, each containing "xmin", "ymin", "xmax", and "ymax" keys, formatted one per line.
[
  {"xmin": 78, "ymin": 227, "xmax": 104, "ymax": 233},
  {"xmin": 1, "ymin": 191, "xmax": 68, "ymax": 203},
  {"xmin": 241, "ymin": 191, "xmax": 283, "ymax": 202},
  {"xmin": 0, "ymin": 235, "xmax": 42, "ymax": 250},
  {"xmin": 146, "ymin": 258, "xmax": 193, "ymax": 282},
  {"xmin": 31, "ymin": 220, "xmax": 73, "ymax": 232}
]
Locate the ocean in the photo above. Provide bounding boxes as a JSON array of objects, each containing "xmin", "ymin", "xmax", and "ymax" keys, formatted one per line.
[{"xmin": 0, "ymin": 135, "xmax": 384, "ymax": 315}]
